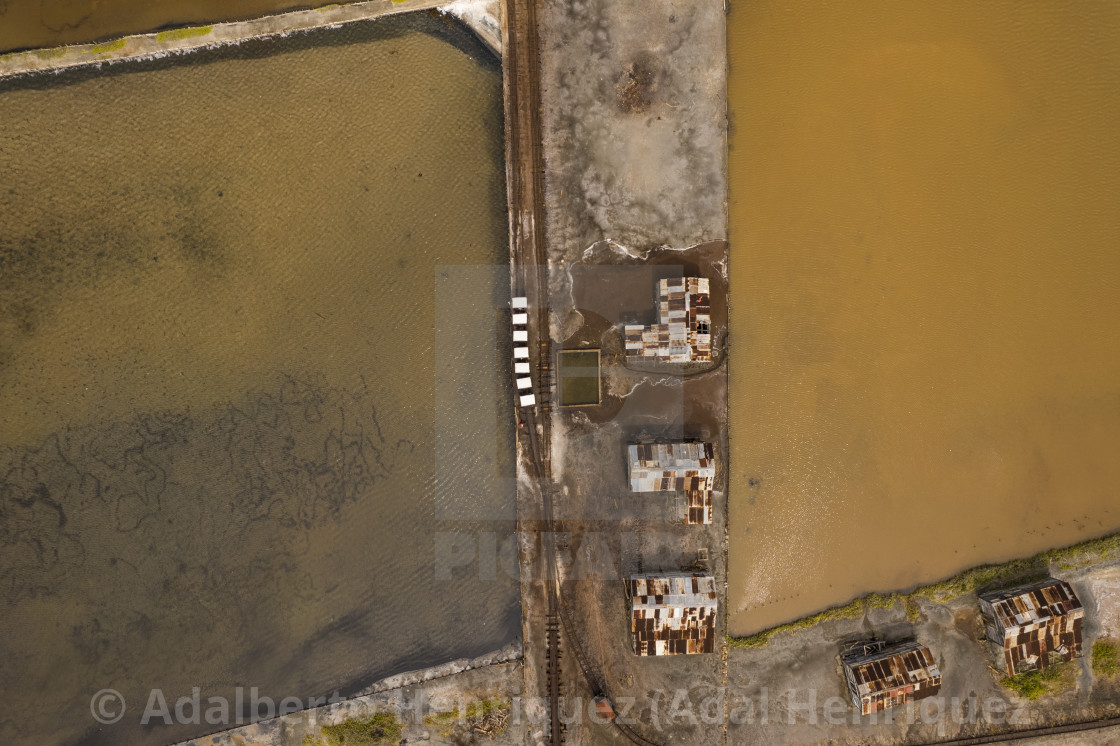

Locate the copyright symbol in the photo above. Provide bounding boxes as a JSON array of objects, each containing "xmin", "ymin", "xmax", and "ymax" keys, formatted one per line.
[{"xmin": 91, "ymin": 689, "xmax": 125, "ymax": 725}]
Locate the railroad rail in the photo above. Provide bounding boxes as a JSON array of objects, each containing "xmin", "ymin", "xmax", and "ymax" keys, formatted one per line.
[
  {"xmin": 500, "ymin": 0, "xmax": 665, "ymax": 740},
  {"xmin": 924, "ymin": 715, "xmax": 1120, "ymax": 745},
  {"xmin": 500, "ymin": 0, "xmax": 561, "ymax": 740}
]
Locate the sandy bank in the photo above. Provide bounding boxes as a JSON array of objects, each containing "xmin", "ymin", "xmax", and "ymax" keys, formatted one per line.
[
  {"xmin": 440, "ymin": 0, "xmax": 502, "ymax": 55},
  {"xmin": 174, "ymin": 641, "xmax": 523, "ymax": 746},
  {"xmin": 0, "ymin": 0, "xmax": 447, "ymax": 80}
]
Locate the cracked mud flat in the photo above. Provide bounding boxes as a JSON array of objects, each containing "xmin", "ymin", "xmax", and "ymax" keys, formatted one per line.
[{"xmin": 0, "ymin": 15, "xmax": 517, "ymax": 746}]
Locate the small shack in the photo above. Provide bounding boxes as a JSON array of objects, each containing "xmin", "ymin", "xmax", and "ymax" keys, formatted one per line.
[
  {"xmin": 841, "ymin": 639, "xmax": 942, "ymax": 715},
  {"xmin": 629, "ymin": 573, "xmax": 717, "ymax": 656},
  {"xmin": 978, "ymin": 577, "xmax": 1084, "ymax": 675},
  {"xmin": 627, "ymin": 442, "xmax": 715, "ymax": 524},
  {"xmin": 624, "ymin": 277, "xmax": 711, "ymax": 363}
]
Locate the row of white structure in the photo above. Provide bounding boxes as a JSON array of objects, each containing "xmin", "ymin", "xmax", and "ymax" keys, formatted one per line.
[{"xmin": 512, "ymin": 296, "xmax": 535, "ymax": 408}]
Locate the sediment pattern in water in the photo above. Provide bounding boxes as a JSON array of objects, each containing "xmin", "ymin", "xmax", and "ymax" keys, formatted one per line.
[{"xmin": 0, "ymin": 15, "xmax": 516, "ymax": 746}]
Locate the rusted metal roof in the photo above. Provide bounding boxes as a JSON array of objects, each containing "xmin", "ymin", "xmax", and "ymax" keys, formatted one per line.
[
  {"xmin": 627, "ymin": 442, "xmax": 715, "ymax": 524},
  {"xmin": 630, "ymin": 573, "xmax": 717, "ymax": 656},
  {"xmin": 625, "ymin": 277, "xmax": 711, "ymax": 363},
  {"xmin": 841, "ymin": 640, "xmax": 942, "ymax": 715},
  {"xmin": 979, "ymin": 578, "xmax": 1084, "ymax": 675}
]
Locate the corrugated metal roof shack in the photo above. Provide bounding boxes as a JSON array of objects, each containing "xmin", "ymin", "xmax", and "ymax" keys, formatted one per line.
[
  {"xmin": 624, "ymin": 277, "xmax": 711, "ymax": 364},
  {"xmin": 627, "ymin": 442, "xmax": 715, "ymax": 524},
  {"xmin": 978, "ymin": 578, "xmax": 1084, "ymax": 675},
  {"xmin": 840, "ymin": 640, "xmax": 942, "ymax": 715},
  {"xmin": 630, "ymin": 573, "xmax": 717, "ymax": 656}
]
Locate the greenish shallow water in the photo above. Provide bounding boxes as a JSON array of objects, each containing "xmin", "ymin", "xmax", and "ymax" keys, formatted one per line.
[{"xmin": 0, "ymin": 15, "xmax": 516, "ymax": 746}]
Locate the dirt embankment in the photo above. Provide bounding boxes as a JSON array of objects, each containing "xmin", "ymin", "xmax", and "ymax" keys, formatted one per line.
[{"xmin": 0, "ymin": 0, "xmax": 445, "ymax": 79}]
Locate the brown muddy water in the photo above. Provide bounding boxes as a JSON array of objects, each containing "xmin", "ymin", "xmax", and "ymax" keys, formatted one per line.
[
  {"xmin": 728, "ymin": 1, "xmax": 1120, "ymax": 635},
  {"xmin": 0, "ymin": 0, "xmax": 338, "ymax": 53},
  {"xmin": 0, "ymin": 14, "xmax": 516, "ymax": 746}
]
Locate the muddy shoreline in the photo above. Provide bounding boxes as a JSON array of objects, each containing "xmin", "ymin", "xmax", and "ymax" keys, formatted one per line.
[
  {"xmin": 172, "ymin": 643, "xmax": 523, "ymax": 746},
  {"xmin": 0, "ymin": 0, "xmax": 475, "ymax": 80}
]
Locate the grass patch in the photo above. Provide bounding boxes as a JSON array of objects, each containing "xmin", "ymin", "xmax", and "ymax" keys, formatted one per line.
[
  {"xmin": 422, "ymin": 708, "xmax": 459, "ymax": 738},
  {"xmin": 423, "ymin": 697, "xmax": 511, "ymax": 739},
  {"xmin": 1042, "ymin": 533, "xmax": 1120, "ymax": 571},
  {"xmin": 316, "ymin": 3, "xmax": 341, "ymax": 10},
  {"xmin": 905, "ymin": 596, "xmax": 922, "ymax": 622},
  {"xmin": 467, "ymin": 696, "xmax": 510, "ymax": 737},
  {"xmin": 727, "ymin": 530, "xmax": 1120, "ymax": 650},
  {"xmin": 908, "ymin": 559, "xmax": 1048, "ymax": 606},
  {"xmin": 867, "ymin": 592, "xmax": 899, "ymax": 610},
  {"xmin": 317, "ymin": 712, "xmax": 402, "ymax": 746},
  {"xmin": 466, "ymin": 696, "xmax": 509, "ymax": 720},
  {"xmin": 1001, "ymin": 663, "xmax": 1071, "ymax": 700},
  {"xmin": 1093, "ymin": 639, "xmax": 1120, "ymax": 678},
  {"xmin": 34, "ymin": 47, "xmax": 67, "ymax": 60},
  {"xmin": 727, "ymin": 597, "xmax": 864, "ymax": 650},
  {"xmin": 90, "ymin": 38, "xmax": 127, "ymax": 53},
  {"xmin": 156, "ymin": 25, "xmax": 213, "ymax": 43}
]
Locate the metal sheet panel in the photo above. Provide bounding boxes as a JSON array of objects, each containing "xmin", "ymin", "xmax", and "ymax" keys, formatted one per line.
[
  {"xmin": 979, "ymin": 578, "xmax": 1084, "ymax": 674},
  {"xmin": 625, "ymin": 277, "xmax": 715, "ymax": 364},
  {"xmin": 630, "ymin": 573, "xmax": 717, "ymax": 656},
  {"xmin": 841, "ymin": 640, "xmax": 942, "ymax": 715}
]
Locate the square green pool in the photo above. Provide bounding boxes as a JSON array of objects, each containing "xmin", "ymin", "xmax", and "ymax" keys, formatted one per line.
[{"xmin": 558, "ymin": 349, "xmax": 601, "ymax": 406}]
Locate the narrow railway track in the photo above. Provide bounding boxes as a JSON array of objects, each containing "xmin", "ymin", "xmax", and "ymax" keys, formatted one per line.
[
  {"xmin": 500, "ymin": 0, "xmax": 562, "ymax": 741},
  {"xmin": 500, "ymin": 0, "xmax": 665, "ymax": 742}
]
